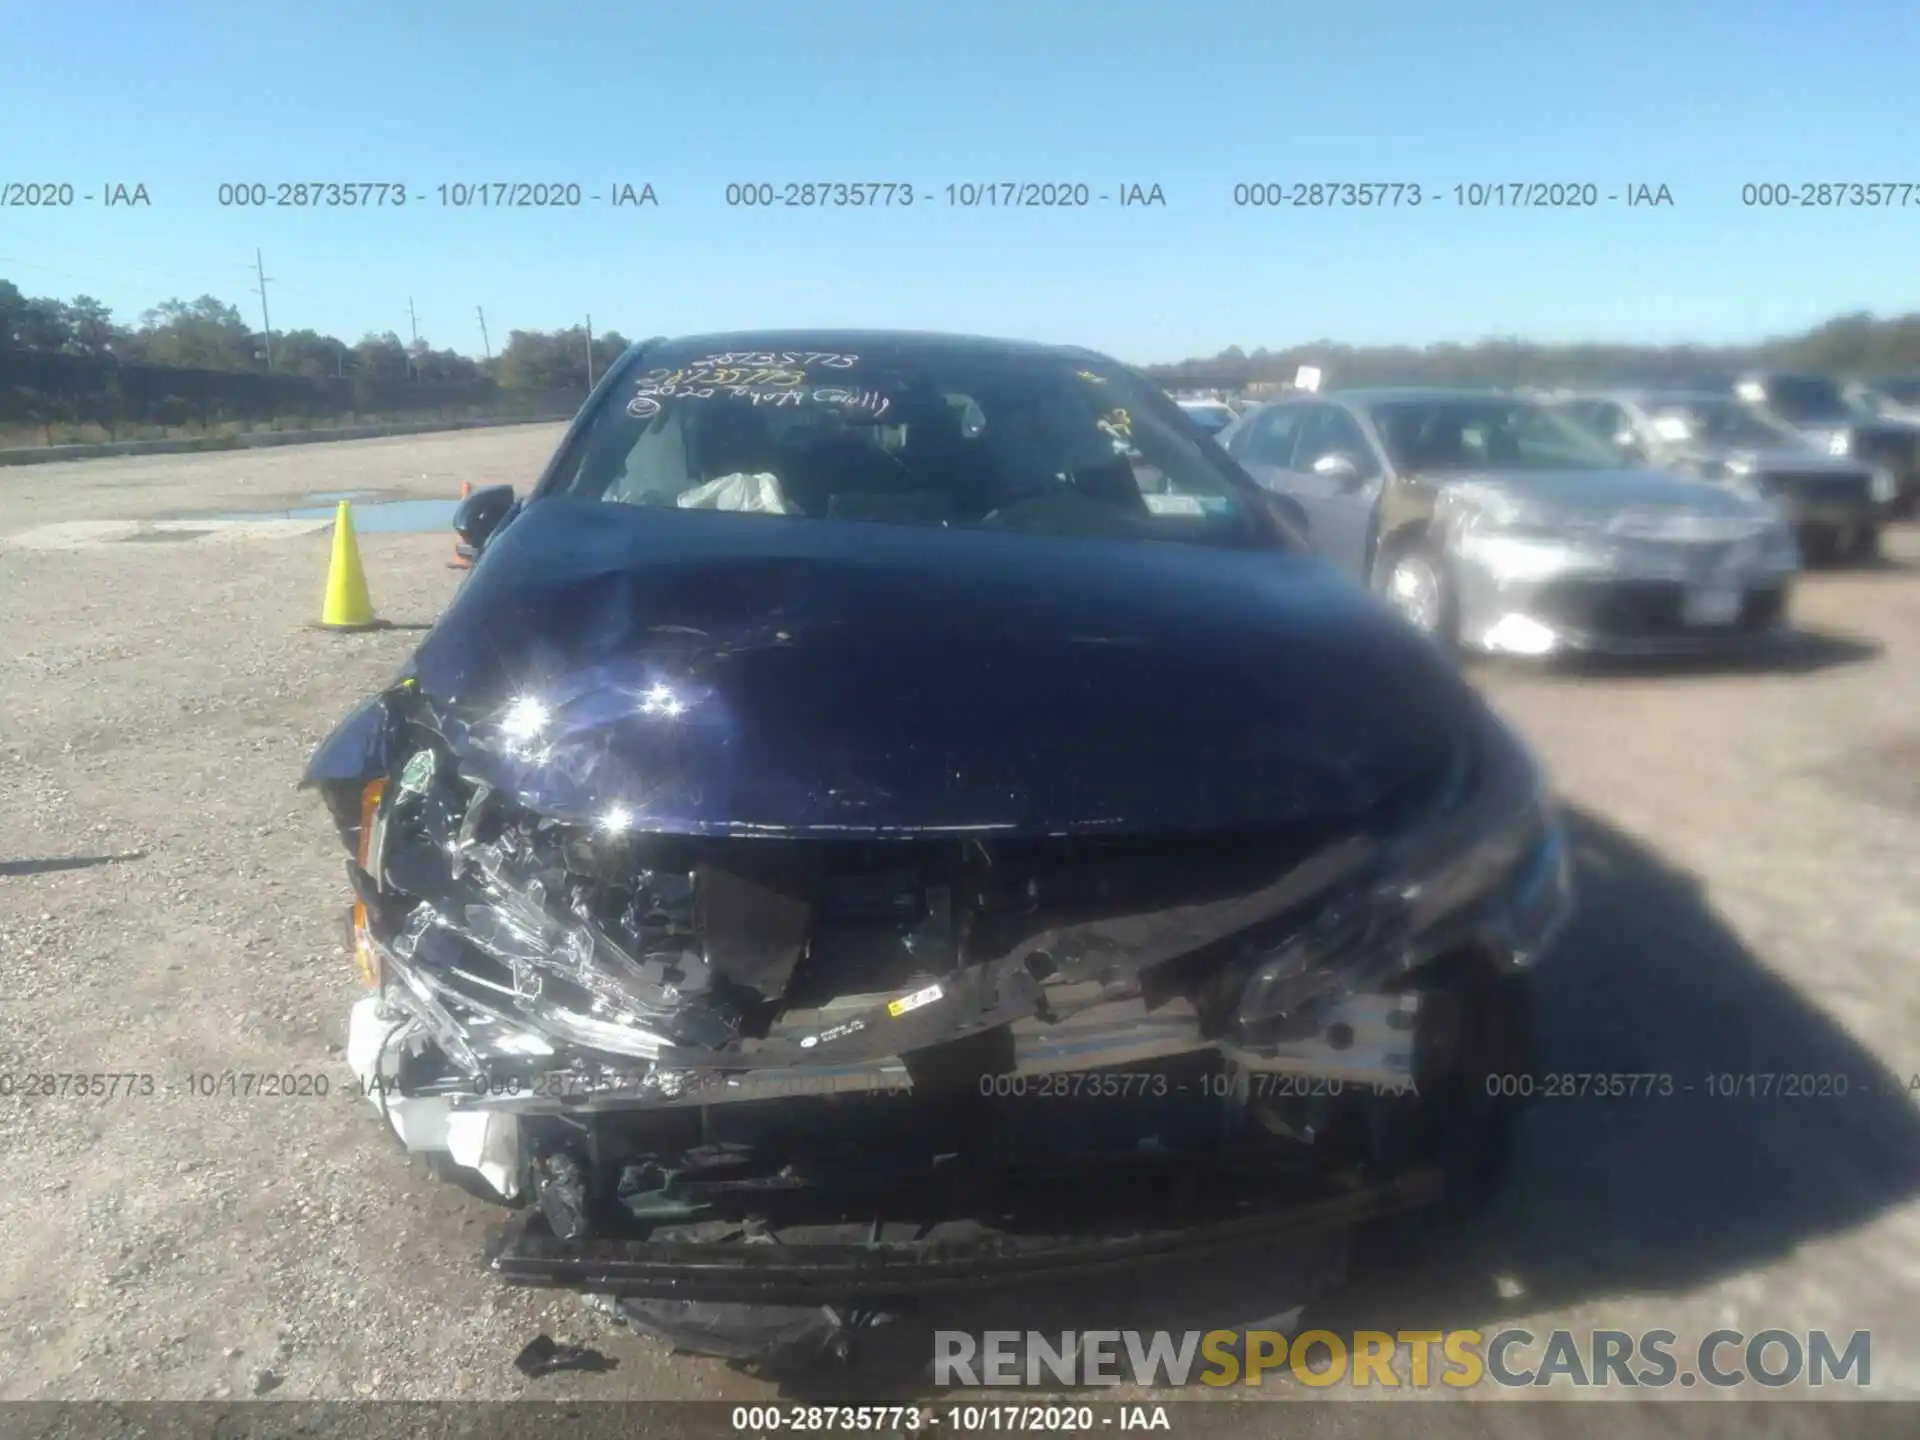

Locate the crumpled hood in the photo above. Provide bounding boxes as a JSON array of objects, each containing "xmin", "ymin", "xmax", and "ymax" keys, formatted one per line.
[
  {"xmin": 391, "ymin": 497, "xmax": 1475, "ymax": 837},
  {"xmin": 1435, "ymin": 467, "xmax": 1776, "ymax": 528}
]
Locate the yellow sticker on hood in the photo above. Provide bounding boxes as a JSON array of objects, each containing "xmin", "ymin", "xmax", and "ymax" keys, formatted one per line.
[{"xmin": 888, "ymin": 984, "xmax": 943, "ymax": 1018}]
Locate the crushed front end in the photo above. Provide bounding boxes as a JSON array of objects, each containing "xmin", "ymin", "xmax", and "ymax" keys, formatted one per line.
[{"xmin": 306, "ymin": 675, "xmax": 1572, "ymax": 1313}]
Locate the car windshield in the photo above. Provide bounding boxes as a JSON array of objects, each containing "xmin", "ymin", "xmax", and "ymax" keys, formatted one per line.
[
  {"xmin": 547, "ymin": 341, "xmax": 1289, "ymax": 550},
  {"xmin": 1366, "ymin": 395, "xmax": 1620, "ymax": 472},
  {"xmin": 1762, "ymin": 376, "xmax": 1851, "ymax": 423},
  {"xmin": 1650, "ymin": 398, "xmax": 1804, "ymax": 447}
]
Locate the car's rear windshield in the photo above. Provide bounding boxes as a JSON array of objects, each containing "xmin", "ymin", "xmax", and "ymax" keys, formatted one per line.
[{"xmin": 545, "ymin": 343, "xmax": 1292, "ymax": 550}]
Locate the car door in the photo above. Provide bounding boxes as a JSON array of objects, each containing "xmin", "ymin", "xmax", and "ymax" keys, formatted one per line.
[{"xmin": 1283, "ymin": 402, "xmax": 1384, "ymax": 574}]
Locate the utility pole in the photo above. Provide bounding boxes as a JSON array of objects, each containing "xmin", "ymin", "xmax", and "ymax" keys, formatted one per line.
[
  {"xmin": 253, "ymin": 249, "xmax": 275, "ymax": 371},
  {"xmin": 585, "ymin": 313, "xmax": 595, "ymax": 390},
  {"xmin": 475, "ymin": 305, "xmax": 491, "ymax": 361},
  {"xmin": 407, "ymin": 297, "xmax": 420, "ymax": 380}
]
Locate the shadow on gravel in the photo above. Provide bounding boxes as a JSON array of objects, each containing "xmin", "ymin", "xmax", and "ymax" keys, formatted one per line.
[
  {"xmin": 1310, "ymin": 803, "xmax": 1920, "ymax": 1330},
  {"xmin": 0, "ymin": 851, "xmax": 147, "ymax": 877},
  {"xmin": 742, "ymin": 805, "xmax": 1920, "ymax": 1398},
  {"xmin": 1486, "ymin": 628, "xmax": 1882, "ymax": 681}
]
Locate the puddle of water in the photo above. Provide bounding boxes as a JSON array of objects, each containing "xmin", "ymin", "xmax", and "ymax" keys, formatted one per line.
[
  {"xmin": 202, "ymin": 498, "xmax": 459, "ymax": 533},
  {"xmin": 122, "ymin": 529, "xmax": 214, "ymax": 543}
]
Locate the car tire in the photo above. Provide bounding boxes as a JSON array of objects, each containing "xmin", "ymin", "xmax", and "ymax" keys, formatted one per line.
[
  {"xmin": 1847, "ymin": 526, "xmax": 1882, "ymax": 564},
  {"xmin": 1377, "ymin": 538, "xmax": 1460, "ymax": 653},
  {"xmin": 1357, "ymin": 961, "xmax": 1537, "ymax": 1218}
]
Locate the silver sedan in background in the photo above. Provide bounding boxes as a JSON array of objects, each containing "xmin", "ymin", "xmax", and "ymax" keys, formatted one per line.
[
  {"xmin": 1217, "ymin": 388, "xmax": 1801, "ymax": 658},
  {"xmin": 1543, "ymin": 389, "xmax": 1895, "ymax": 563}
]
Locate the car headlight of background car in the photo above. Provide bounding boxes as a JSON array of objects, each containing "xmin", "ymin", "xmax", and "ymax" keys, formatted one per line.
[
  {"xmin": 1827, "ymin": 431, "xmax": 1852, "ymax": 457},
  {"xmin": 1451, "ymin": 494, "xmax": 1607, "ymax": 581}
]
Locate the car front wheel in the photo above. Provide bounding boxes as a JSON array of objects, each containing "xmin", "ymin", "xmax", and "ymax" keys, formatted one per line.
[{"xmin": 1379, "ymin": 541, "xmax": 1460, "ymax": 652}]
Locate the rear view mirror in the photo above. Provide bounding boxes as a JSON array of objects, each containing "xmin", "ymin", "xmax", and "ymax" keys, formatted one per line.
[{"xmin": 453, "ymin": 484, "xmax": 516, "ymax": 551}]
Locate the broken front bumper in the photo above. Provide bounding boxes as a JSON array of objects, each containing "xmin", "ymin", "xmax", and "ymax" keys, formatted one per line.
[{"xmin": 334, "ymin": 689, "xmax": 1570, "ymax": 1303}]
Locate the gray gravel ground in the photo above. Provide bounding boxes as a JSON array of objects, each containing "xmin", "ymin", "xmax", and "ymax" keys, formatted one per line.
[{"xmin": 2, "ymin": 426, "xmax": 1919, "ymax": 1414}]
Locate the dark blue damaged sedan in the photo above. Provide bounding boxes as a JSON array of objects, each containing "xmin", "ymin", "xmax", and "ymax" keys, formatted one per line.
[{"xmin": 302, "ymin": 330, "xmax": 1571, "ymax": 1357}]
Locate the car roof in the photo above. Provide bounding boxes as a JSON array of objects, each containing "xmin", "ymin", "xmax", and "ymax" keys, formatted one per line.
[
  {"xmin": 1318, "ymin": 386, "xmax": 1527, "ymax": 405},
  {"xmin": 1557, "ymin": 388, "xmax": 1743, "ymax": 406},
  {"xmin": 638, "ymin": 328, "xmax": 1107, "ymax": 365}
]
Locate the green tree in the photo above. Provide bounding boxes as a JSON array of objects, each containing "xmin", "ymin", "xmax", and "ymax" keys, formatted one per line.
[{"xmin": 128, "ymin": 296, "xmax": 254, "ymax": 369}]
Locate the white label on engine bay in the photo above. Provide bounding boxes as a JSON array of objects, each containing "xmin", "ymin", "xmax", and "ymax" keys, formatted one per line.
[
  {"xmin": 887, "ymin": 983, "xmax": 944, "ymax": 1018},
  {"xmin": 800, "ymin": 1018, "xmax": 866, "ymax": 1048}
]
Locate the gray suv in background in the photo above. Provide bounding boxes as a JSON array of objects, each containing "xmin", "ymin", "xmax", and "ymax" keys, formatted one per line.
[
  {"xmin": 1721, "ymin": 372, "xmax": 1920, "ymax": 517},
  {"xmin": 1545, "ymin": 390, "xmax": 1895, "ymax": 563}
]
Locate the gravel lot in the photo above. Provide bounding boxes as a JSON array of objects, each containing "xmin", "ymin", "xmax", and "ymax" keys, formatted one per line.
[{"xmin": 3, "ymin": 426, "xmax": 1919, "ymax": 1413}]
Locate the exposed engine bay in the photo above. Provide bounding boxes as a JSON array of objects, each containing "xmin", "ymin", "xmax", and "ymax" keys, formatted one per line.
[{"xmin": 314, "ymin": 668, "xmax": 1569, "ymax": 1323}]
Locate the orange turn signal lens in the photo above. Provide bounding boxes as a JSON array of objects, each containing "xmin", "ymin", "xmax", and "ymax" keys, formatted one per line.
[{"xmin": 352, "ymin": 779, "xmax": 386, "ymax": 987}]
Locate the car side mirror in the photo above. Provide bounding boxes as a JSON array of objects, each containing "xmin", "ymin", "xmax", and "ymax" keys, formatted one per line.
[
  {"xmin": 453, "ymin": 483, "xmax": 516, "ymax": 551},
  {"xmin": 1310, "ymin": 452, "xmax": 1364, "ymax": 485}
]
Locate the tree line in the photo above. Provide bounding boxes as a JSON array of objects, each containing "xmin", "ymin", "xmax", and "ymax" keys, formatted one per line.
[
  {"xmin": 1141, "ymin": 311, "xmax": 1920, "ymax": 390},
  {"xmin": 0, "ymin": 279, "xmax": 632, "ymax": 445},
  {"xmin": 11, "ymin": 275, "xmax": 1920, "ymax": 445}
]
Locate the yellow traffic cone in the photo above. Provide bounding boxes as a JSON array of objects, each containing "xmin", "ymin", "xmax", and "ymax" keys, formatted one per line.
[{"xmin": 314, "ymin": 501, "xmax": 388, "ymax": 632}]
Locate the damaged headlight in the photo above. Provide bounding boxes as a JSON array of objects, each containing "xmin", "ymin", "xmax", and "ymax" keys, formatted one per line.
[{"xmin": 1233, "ymin": 711, "xmax": 1572, "ymax": 1033}]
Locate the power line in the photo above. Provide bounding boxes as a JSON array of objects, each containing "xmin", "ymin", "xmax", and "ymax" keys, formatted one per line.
[
  {"xmin": 252, "ymin": 249, "xmax": 275, "ymax": 371},
  {"xmin": 476, "ymin": 305, "xmax": 491, "ymax": 361}
]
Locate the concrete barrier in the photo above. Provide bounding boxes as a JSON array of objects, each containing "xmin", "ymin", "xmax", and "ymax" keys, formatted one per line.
[{"xmin": 0, "ymin": 412, "xmax": 578, "ymax": 467}]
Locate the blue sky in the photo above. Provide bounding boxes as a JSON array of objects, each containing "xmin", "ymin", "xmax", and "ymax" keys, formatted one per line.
[{"xmin": 3, "ymin": 0, "xmax": 1917, "ymax": 364}]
